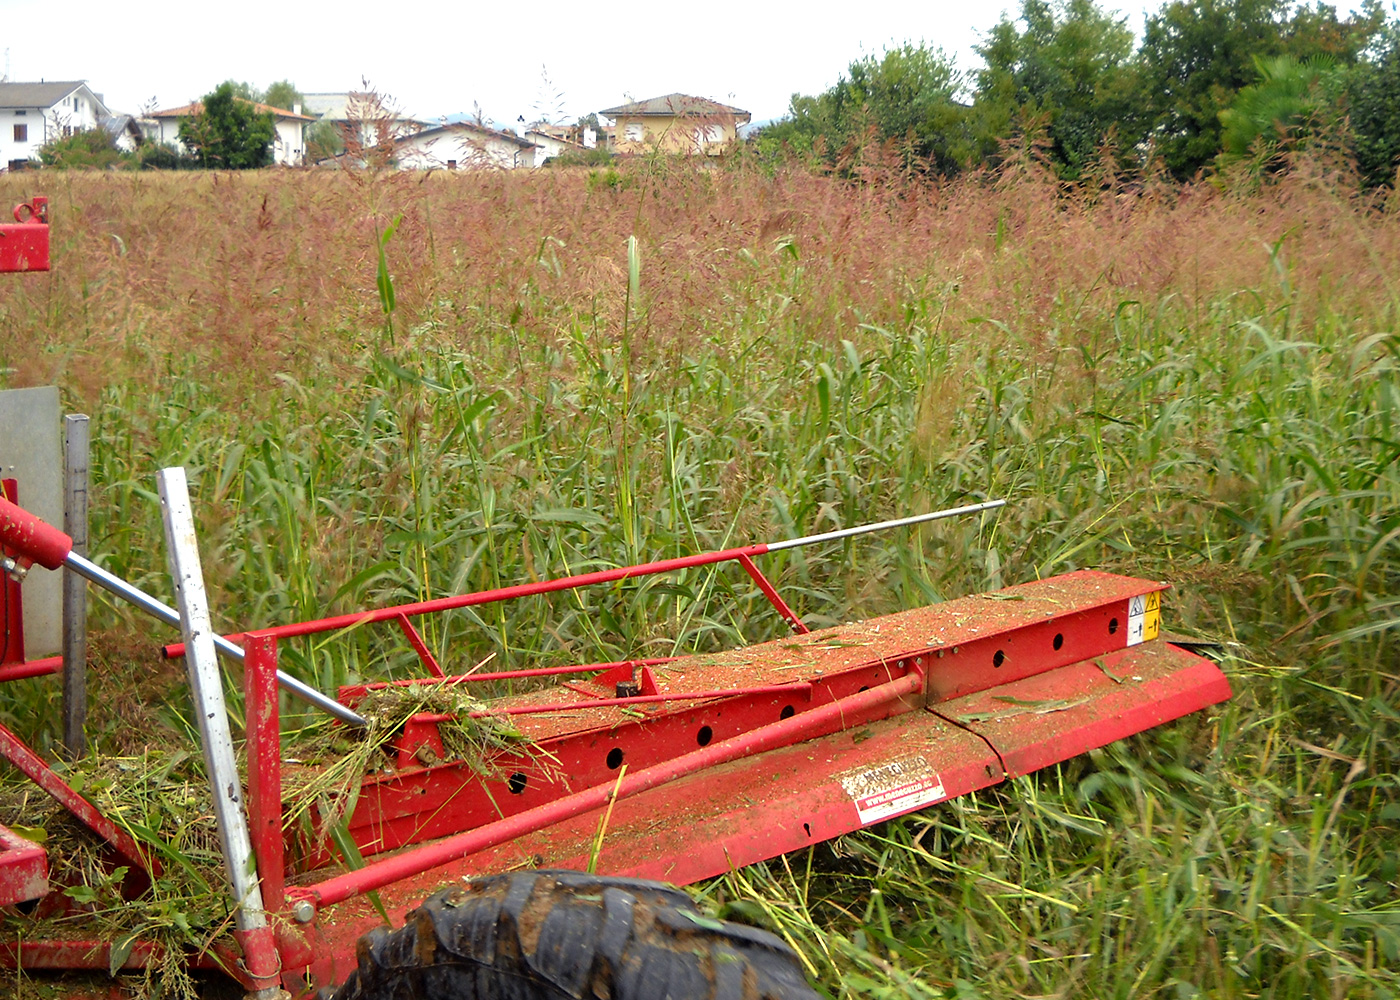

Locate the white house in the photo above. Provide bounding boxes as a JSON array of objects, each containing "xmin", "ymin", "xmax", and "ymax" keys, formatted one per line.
[
  {"xmin": 394, "ymin": 123, "xmax": 536, "ymax": 170},
  {"xmin": 149, "ymin": 99, "xmax": 315, "ymax": 166},
  {"xmin": 524, "ymin": 125, "xmax": 588, "ymax": 166},
  {"xmin": 302, "ymin": 91, "xmax": 430, "ymax": 154},
  {"xmin": 98, "ymin": 114, "xmax": 146, "ymax": 153},
  {"xmin": 0, "ymin": 81, "xmax": 110, "ymax": 169}
]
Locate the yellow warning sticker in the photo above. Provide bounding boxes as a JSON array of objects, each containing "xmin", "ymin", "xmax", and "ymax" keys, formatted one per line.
[
  {"xmin": 1143, "ymin": 607, "xmax": 1161, "ymax": 641},
  {"xmin": 1145, "ymin": 591, "xmax": 1161, "ymax": 612}
]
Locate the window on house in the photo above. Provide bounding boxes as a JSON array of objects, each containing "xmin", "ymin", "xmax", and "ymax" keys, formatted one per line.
[
  {"xmin": 624, "ymin": 122, "xmax": 644, "ymax": 143},
  {"xmin": 446, "ymin": 159, "xmax": 457, "ymax": 169},
  {"xmin": 14, "ymin": 110, "xmax": 26, "ymax": 116},
  {"xmin": 13, "ymin": 124, "xmax": 26, "ymax": 142}
]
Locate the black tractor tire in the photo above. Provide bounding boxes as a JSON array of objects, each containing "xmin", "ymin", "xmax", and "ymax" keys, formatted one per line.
[{"xmin": 330, "ymin": 869, "xmax": 821, "ymax": 1000}]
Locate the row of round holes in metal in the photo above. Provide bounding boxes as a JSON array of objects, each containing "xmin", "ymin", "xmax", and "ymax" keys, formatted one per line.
[
  {"xmin": 504, "ymin": 703, "xmax": 802, "ymax": 794},
  {"xmin": 992, "ymin": 616, "xmax": 1121, "ymax": 669}
]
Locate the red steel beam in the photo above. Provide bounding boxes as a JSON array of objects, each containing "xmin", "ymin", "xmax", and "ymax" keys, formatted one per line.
[
  {"xmin": 244, "ymin": 633, "xmax": 284, "ymax": 912},
  {"xmin": 0, "ymin": 656, "xmax": 61, "ymax": 682}
]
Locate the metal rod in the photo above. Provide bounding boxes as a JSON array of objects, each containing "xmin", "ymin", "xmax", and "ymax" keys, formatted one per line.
[
  {"xmin": 290, "ymin": 666, "xmax": 925, "ymax": 910},
  {"xmin": 157, "ymin": 468, "xmax": 282, "ymax": 998},
  {"xmin": 61, "ymin": 414, "xmax": 89, "ymax": 758},
  {"xmin": 165, "ymin": 499, "xmax": 1006, "ymax": 655},
  {"xmin": 766, "ymin": 499, "xmax": 1007, "ymax": 551},
  {"xmin": 62, "ymin": 550, "xmax": 365, "ymax": 727}
]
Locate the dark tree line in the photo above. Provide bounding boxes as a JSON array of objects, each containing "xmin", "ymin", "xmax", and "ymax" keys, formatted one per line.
[{"xmin": 759, "ymin": 0, "xmax": 1399, "ymax": 185}]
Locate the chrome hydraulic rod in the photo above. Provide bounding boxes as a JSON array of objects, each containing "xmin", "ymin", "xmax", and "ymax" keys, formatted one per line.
[
  {"xmin": 62, "ymin": 552, "xmax": 365, "ymax": 726},
  {"xmin": 766, "ymin": 499, "xmax": 1007, "ymax": 551}
]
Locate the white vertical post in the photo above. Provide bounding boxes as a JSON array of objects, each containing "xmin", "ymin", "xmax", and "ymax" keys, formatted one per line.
[
  {"xmin": 61, "ymin": 414, "xmax": 89, "ymax": 758},
  {"xmin": 156, "ymin": 468, "xmax": 272, "ymax": 951}
]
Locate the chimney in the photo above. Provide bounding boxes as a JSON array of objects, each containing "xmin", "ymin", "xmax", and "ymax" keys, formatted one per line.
[{"xmin": 293, "ymin": 102, "xmax": 302, "ymax": 115}]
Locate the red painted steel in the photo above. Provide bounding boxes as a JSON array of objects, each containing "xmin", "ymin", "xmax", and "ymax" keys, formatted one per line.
[
  {"xmin": 0, "ymin": 559, "xmax": 1231, "ymax": 998},
  {"xmin": 737, "ymin": 553, "xmax": 808, "ymax": 633},
  {"xmin": 244, "ymin": 634, "xmax": 284, "ymax": 912},
  {"xmin": 288, "ymin": 666, "xmax": 925, "ymax": 908},
  {"xmin": 0, "ymin": 822, "xmax": 48, "ymax": 906},
  {"xmin": 0, "ymin": 721, "xmax": 153, "ymax": 873},
  {"xmin": 0, "ymin": 490, "xmax": 72, "ymax": 572},
  {"xmin": 1, "ymin": 480, "xmax": 27, "ymax": 667},
  {"xmin": 0, "ymin": 655, "xmax": 62, "ymax": 682},
  {"xmin": 0, "ymin": 198, "xmax": 50, "ymax": 273},
  {"xmin": 394, "ymin": 613, "xmax": 444, "ymax": 677}
]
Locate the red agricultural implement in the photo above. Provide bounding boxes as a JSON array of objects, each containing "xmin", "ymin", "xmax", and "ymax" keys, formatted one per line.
[{"xmin": 0, "ymin": 200, "xmax": 1232, "ymax": 999}]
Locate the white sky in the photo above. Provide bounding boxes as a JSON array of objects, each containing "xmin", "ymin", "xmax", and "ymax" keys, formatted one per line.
[
  {"xmin": 0, "ymin": 0, "xmax": 1139, "ymax": 126},
  {"xmin": 1, "ymin": 0, "xmax": 1379, "ymax": 127}
]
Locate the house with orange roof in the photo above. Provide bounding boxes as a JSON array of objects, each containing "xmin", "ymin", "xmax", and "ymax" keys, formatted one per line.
[{"xmin": 149, "ymin": 99, "xmax": 316, "ymax": 166}]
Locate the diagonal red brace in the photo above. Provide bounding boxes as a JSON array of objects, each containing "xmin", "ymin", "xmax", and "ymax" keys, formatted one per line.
[
  {"xmin": 738, "ymin": 553, "xmax": 808, "ymax": 633},
  {"xmin": 395, "ymin": 613, "xmax": 444, "ymax": 678}
]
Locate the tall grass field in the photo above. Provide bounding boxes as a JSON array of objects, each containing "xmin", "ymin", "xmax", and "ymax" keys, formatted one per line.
[{"xmin": 0, "ymin": 151, "xmax": 1396, "ymax": 999}]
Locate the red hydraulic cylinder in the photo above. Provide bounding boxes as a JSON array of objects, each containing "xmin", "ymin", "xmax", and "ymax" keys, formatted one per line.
[{"xmin": 0, "ymin": 492, "xmax": 74, "ymax": 572}]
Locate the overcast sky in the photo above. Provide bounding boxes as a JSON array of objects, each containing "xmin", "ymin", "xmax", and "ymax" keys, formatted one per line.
[
  {"xmin": 4, "ymin": 0, "xmax": 1382, "ymax": 128},
  {"xmin": 0, "ymin": 0, "xmax": 1140, "ymax": 126}
]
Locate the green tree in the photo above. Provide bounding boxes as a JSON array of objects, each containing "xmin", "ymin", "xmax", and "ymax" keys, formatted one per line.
[
  {"xmin": 972, "ymin": 0, "xmax": 1136, "ymax": 177},
  {"xmin": 1134, "ymin": 0, "xmax": 1381, "ymax": 178},
  {"xmin": 179, "ymin": 82, "xmax": 277, "ymax": 169},
  {"xmin": 765, "ymin": 44, "xmax": 971, "ymax": 174},
  {"xmin": 305, "ymin": 118, "xmax": 344, "ymax": 162},
  {"xmin": 1217, "ymin": 53, "xmax": 1339, "ymax": 160},
  {"xmin": 222, "ymin": 79, "xmax": 259, "ymax": 101},
  {"xmin": 37, "ymin": 128, "xmax": 131, "ymax": 169},
  {"xmin": 262, "ymin": 80, "xmax": 304, "ymax": 113},
  {"xmin": 1346, "ymin": 25, "xmax": 1400, "ymax": 186}
]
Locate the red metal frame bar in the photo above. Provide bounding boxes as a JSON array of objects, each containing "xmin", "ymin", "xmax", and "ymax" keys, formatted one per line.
[
  {"xmin": 244, "ymin": 633, "xmax": 284, "ymax": 912},
  {"xmin": 738, "ymin": 553, "xmax": 808, "ymax": 634},
  {"xmin": 1, "ymin": 479, "xmax": 26, "ymax": 667},
  {"xmin": 165, "ymin": 542, "xmax": 783, "ymax": 657},
  {"xmin": 0, "ymin": 655, "xmax": 61, "ymax": 682},
  {"xmin": 288, "ymin": 664, "xmax": 925, "ymax": 909}
]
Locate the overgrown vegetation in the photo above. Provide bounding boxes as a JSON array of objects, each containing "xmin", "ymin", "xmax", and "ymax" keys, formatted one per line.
[
  {"xmin": 0, "ymin": 147, "xmax": 1395, "ymax": 997},
  {"xmin": 761, "ymin": 0, "xmax": 1398, "ymax": 185}
]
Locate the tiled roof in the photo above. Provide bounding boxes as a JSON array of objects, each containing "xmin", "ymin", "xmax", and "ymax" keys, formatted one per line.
[
  {"xmin": 600, "ymin": 94, "xmax": 750, "ymax": 123},
  {"xmin": 150, "ymin": 99, "xmax": 315, "ymax": 121}
]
